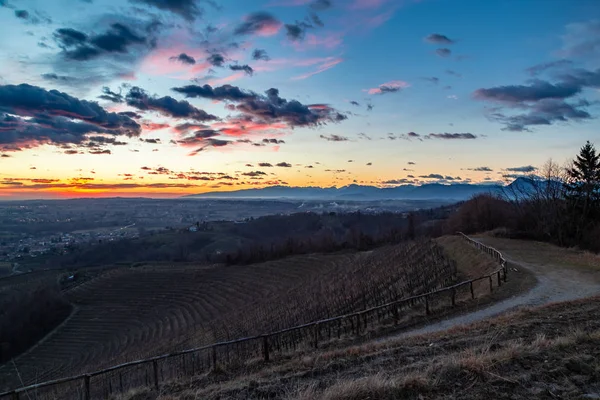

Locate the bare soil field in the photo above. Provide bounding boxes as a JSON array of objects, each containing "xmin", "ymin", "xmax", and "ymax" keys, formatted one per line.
[{"xmin": 0, "ymin": 240, "xmax": 455, "ymax": 392}]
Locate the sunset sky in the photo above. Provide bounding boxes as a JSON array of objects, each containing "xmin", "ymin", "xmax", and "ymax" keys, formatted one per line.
[{"xmin": 0, "ymin": 0, "xmax": 599, "ymax": 199}]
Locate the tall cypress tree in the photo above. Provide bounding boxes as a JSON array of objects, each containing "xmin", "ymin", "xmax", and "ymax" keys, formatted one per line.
[{"xmin": 566, "ymin": 141, "xmax": 600, "ymax": 241}]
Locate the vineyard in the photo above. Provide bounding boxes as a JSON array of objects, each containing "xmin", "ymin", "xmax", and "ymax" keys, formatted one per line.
[{"xmin": 0, "ymin": 239, "xmax": 457, "ymax": 397}]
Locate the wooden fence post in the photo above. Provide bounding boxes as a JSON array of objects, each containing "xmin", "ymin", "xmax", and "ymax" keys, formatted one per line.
[
  {"xmin": 84, "ymin": 374, "xmax": 91, "ymax": 400},
  {"xmin": 211, "ymin": 346, "xmax": 217, "ymax": 370},
  {"xmin": 451, "ymin": 288, "xmax": 456, "ymax": 307},
  {"xmin": 152, "ymin": 360, "xmax": 159, "ymax": 391},
  {"xmin": 497, "ymin": 271, "xmax": 502, "ymax": 287},
  {"xmin": 488, "ymin": 276, "xmax": 493, "ymax": 293},
  {"xmin": 262, "ymin": 335, "xmax": 270, "ymax": 362},
  {"xmin": 470, "ymin": 281, "xmax": 475, "ymax": 299}
]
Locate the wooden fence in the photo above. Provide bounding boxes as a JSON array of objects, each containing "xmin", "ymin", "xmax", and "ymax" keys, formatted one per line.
[{"xmin": 0, "ymin": 233, "xmax": 507, "ymax": 400}]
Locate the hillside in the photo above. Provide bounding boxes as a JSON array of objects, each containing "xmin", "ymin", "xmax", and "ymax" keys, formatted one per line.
[
  {"xmin": 144, "ymin": 296, "xmax": 600, "ymax": 400},
  {"xmin": 0, "ymin": 240, "xmax": 456, "ymax": 392}
]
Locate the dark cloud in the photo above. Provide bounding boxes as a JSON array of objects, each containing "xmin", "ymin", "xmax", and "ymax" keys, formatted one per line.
[
  {"xmin": 473, "ymin": 80, "xmax": 581, "ymax": 103},
  {"xmin": 13, "ymin": 9, "xmax": 51, "ymax": 24},
  {"xmin": 172, "ymin": 83, "xmax": 257, "ymax": 101},
  {"xmin": 258, "ymin": 162, "xmax": 273, "ymax": 167},
  {"xmin": 366, "ymin": 162, "xmax": 372, "ymax": 166},
  {"xmin": 310, "ymin": 0, "xmax": 332, "ymax": 10},
  {"xmin": 0, "ymin": 83, "xmax": 141, "ymax": 151},
  {"xmin": 366, "ymin": 104, "xmax": 373, "ymax": 111},
  {"xmin": 309, "ymin": 11, "xmax": 324, "ymax": 27},
  {"xmin": 125, "ymin": 86, "xmax": 218, "ymax": 121},
  {"xmin": 15, "ymin": 9, "xmax": 28, "ymax": 19},
  {"xmin": 506, "ymin": 165, "xmax": 537, "ymax": 173},
  {"xmin": 285, "ymin": 22, "xmax": 310, "ymax": 41},
  {"xmin": 490, "ymin": 99, "xmax": 592, "ymax": 132},
  {"xmin": 90, "ymin": 23, "xmax": 145, "ymax": 52},
  {"xmin": 87, "ymin": 136, "xmax": 128, "ymax": 146},
  {"xmin": 98, "ymin": 86, "xmax": 124, "ymax": 103},
  {"xmin": 252, "ymin": 49, "xmax": 270, "ymax": 61},
  {"xmin": 445, "ymin": 69, "xmax": 462, "ymax": 77},
  {"xmin": 423, "ymin": 77, "xmax": 439, "ymax": 84},
  {"xmin": 173, "ymin": 85, "xmax": 346, "ymax": 130},
  {"xmin": 425, "ymin": 33, "xmax": 454, "ymax": 45},
  {"xmin": 357, "ymin": 132, "xmax": 371, "ymax": 140},
  {"xmin": 502, "ymin": 173, "xmax": 533, "ymax": 180},
  {"xmin": 54, "ymin": 28, "xmax": 87, "ymax": 47},
  {"xmin": 229, "ymin": 64, "xmax": 254, "ymax": 75},
  {"xmin": 426, "ymin": 133, "xmax": 477, "ymax": 139},
  {"xmin": 207, "ymin": 53, "xmax": 225, "ymax": 67},
  {"xmin": 276, "ymin": 162, "xmax": 292, "ymax": 167},
  {"xmin": 467, "ymin": 166, "xmax": 492, "ymax": 172},
  {"xmin": 350, "ymin": 101, "xmax": 360, "ymax": 106},
  {"xmin": 262, "ymin": 138, "xmax": 285, "ymax": 144},
  {"xmin": 53, "ymin": 21, "xmax": 157, "ymax": 62},
  {"xmin": 407, "ymin": 132, "xmax": 420, "ymax": 138},
  {"xmin": 89, "ymin": 149, "xmax": 111, "ymax": 155},
  {"xmin": 383, "ymin": 178, "xmax": 412, "ymax": 185},
  {"xmin": 526, "ymin": 59, "xmax": 573, "ymax": 76},
  {"xmin": 176, "ymin": 129, "xmax": 221, "ymax": 146},
  {"xmin": 41, "ymin": 73, "xmax": 77, "ymax": 83},
  {"xmin": 320, "ymin": 134, "xmax": 348, "ymax": 141},
  {"xmin": 169, "ymin": 53, "xmax": 195, "ymax": 65},
  {"xmin": 436, "ymin": 48, "xmax": 451, "ymax": 57},
  {"xmin": 407, "ymin": 161, "xmax": 415, "ymax": 165},
  {"xmin": 474, "ymin": 70, "xmax": 600, "ymax": 131},
  {"xmin": 130, "ymin": 0, "xmax": 202, "ymax": 21},
  {"xmin": 188, "ymin": 138, "xmax": 232, "ymax": 155},
  {"xmin": 234, "ymin": 12, "xmax": 281, "ymax": 36},
  {"xmin": 419, "ymin": 174, "xmax": 444, "ymax": 180},
  {"xmin": 242, "ymin": 171, "xmax": 267, "ymax": 177}
]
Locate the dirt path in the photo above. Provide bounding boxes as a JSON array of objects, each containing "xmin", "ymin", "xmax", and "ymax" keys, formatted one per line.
[{"xmin": 396, "ymin": 236, "xmax": 600, "ymax": 338}]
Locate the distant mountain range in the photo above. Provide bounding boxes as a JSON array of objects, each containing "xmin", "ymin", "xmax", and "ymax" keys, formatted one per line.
[{"xmin": 183, "ymin": 178, "xmax": 540, "ymax": 201}]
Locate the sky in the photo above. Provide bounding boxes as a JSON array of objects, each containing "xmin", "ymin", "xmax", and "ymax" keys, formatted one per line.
[{"xmin": 0, "ymin": 0, "xmax": 599, "ymax": 199}]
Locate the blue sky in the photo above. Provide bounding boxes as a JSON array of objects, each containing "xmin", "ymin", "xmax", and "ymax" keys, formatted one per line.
[{"xmin": 0, "ymin": 0, "xmax": 599, "ymax": 198}]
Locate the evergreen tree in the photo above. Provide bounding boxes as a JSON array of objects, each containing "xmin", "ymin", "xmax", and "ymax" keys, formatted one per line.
[{"xmin": 566, "ymin": 141, "xmax": 600, "ymax": 241}]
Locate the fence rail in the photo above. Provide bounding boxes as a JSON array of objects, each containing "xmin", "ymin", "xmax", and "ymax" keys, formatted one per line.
[{"xmin": 0, "ymin": 233, "xmax": 507, "ymax": 400}]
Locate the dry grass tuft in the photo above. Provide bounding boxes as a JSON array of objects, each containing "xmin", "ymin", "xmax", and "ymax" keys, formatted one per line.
[{"xmin": 291, "ymin": 373, "xmax": 429, "ymax": 400}]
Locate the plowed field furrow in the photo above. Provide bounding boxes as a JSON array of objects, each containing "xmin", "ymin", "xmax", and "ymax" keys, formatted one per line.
[{"xmin": 0, "ymin": 240, "xmax": 455, "ymax": 392}]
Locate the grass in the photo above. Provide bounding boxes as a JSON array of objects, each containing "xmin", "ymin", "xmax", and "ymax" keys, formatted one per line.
[
  {"xmin": 0, "ymin": 262, "xmax": 11, "ymax": 277},
  {"xmin": 141, "ymin": 295, "xmax": 600, "ymax": 400},
  {"xmin": 477, "ymin": 234, "xmax": 600, "ymax": 272}
]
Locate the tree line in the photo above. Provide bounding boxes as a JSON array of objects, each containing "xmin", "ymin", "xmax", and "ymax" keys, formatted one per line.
[{"xmin": 447, "ymin": 141, "xmax": 600, "ymax": 251}]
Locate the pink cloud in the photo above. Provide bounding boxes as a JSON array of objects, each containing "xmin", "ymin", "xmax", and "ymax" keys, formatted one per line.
[
  {"xmin": 290, "ymin": 33, "xmax": 343, "ymax": 51},
  {"xmin": 291, "ymin": 57, "xmax": 343, "ymax": 80},
  {"xmin": 207, "ymin": 72, "xmax": 246, "ymax": 86},
  {"xmin": 212, "ymin": 119, "xmax": 289, "ymax": 137},
  {"xmin": 140, "ymin": 46, "xmax": 211, "ymax": 80},
  {"xmin": 256, "ymin": 23, "xmax": 282, "ymax": 37},
  {"xmin": 366, "ymin": 80, "xmax": 410, "ymax": 94},
  {"xmin": 365, "ymin": 9, "xmax": 396, "ymax": 27}
]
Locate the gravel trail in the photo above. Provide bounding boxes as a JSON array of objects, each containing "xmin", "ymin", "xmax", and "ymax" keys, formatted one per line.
[{"xmin": 397, "ymin": 236, "xmax": 600, "ymax": 338}]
